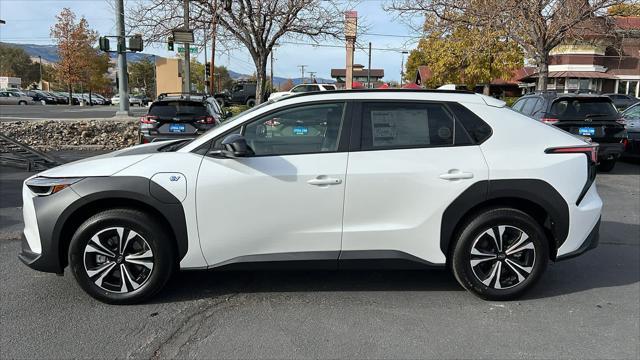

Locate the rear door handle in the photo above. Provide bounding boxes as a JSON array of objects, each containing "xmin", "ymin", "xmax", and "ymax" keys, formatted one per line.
[
  {"xmin": 439, "ymin": 170, "xmax": 474, "ymax": 180},
  {"xmin": 307, "ymin": 176, "xmax": 342, "ymax": 186}
]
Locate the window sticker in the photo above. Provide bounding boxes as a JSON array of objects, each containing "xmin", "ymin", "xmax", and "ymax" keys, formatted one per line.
[
  {"xmin": 293, "ymin": 125, "xmax": 309, "ymax": 135},
  {"xmin": 370, "ymin": 109, "xmax": 430, "ymax": 146}
]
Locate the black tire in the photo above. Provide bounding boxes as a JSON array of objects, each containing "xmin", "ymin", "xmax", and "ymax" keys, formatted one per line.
[
  {"xmin": 597, "ymin": 159, "xmax": 616, "ymax": 172},
  {"xmin": 451, "ymin": 207, "xmax": 549, "ymax": 301},
  {"xmin": 68, "ymin": 208, "xmax": 175, "ymax": 304},
  {"xmin": 246, "ymin": 98, "xmax": 256, "ymax": 107},
  {"xmin": 18, "ymin": 101, "xmax": 27, "ymax": 105}
]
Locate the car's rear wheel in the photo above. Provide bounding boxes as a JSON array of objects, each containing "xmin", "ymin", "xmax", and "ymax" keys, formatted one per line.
[
  {"xmin": 18, "ymin": 101, "xmax": 27, "ymax": 105},
  {"xmin": 246, "ymin": 98, "xmax": 256, "ymax": 107},
  {"xmin": 68, "ymin": 208, "xmax": 175, "ymax": 304},
  {"xmin": 597, "ymin": 159, "xmax": 616, "ymax": 172},
  {"xmin": 451, "ymin": 208, "xmax": 548, "ymax": 300}
]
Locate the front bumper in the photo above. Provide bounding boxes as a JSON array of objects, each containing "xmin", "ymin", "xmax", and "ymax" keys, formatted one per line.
[
  {"xmin": 597, "ymin": 142, "xmax": 624, "ymax": 161},
  {"xmin": 556, "ymin": 217, "xmax": 600, "ymax": 261}
]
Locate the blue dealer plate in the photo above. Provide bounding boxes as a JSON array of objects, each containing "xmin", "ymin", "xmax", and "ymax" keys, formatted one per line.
[
  {"xmin": 169, "ymin": 123, "xmax": 186, "ymax": 133},
  {"xmin": 578, "ymin": 127, "xmax": 595, "ymax": 136},
  {"xmin": 293, "ymin": 126, "xmax": 308, "ymax": 135}
]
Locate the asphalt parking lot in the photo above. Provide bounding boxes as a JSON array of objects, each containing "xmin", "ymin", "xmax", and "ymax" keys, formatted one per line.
[
  {"xmin": 0, "ymin": 104, "xmax": 148, "ymax": 121},
  {"xmin": 0, "ymin": 157, "xmax": 638, "ymax": 359}
]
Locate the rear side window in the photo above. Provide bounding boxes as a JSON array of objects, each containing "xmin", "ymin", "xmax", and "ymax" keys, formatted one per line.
[
  {"xmin": 361, "ymin": 102, "xmax": 454, "ymax": 150},
  {"xmin": 149, "ymin": 101, "xmax": 208, "ymax": 118},
  {"xmin": 550, "ymin": 98, "xmax": 619, "ymax": 120},
  {"xmin": 449, "ymin": 103, "xmax": 492, "ymax": 144},
  {"xmin": 512, "ymin": 99, "xmax": 526, "ymax": 112}
]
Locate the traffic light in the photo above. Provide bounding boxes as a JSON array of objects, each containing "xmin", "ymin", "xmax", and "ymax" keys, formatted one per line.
[
  {"xmin": 167, "ymin": 36, "xmax": 174, "ymax": 51},
  {"xmin": 128, "ymin": 34, "xmax": 143, "ymax": 52},
  {"xmin": 98, "ymin": 36, "xmax": 110, "ymax": 52},
  {"xmin": 205, "ymin": 62, "xmax": 211, "ymax": 77}
]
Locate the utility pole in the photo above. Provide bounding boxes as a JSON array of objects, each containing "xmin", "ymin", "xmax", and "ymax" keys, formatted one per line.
[
  {"xmin": 115, "ymin": 0, "xmax": 130, "ymax": 116},
  {"xmin": 209, "ymin": 0, "xmax": 217, "ymax": 95},
  {"xmin": 367, "ymin": 42, "xmax": 371, "ymax": 88},
  {"xmin": 38, "ymin": 56, "xmax": 43, "ymax": 88},
  {"xmin": 182, "ymin": 0, "xmax": 191, "ymax": 93},
  {"xmin": 298, "ymin": 65, "xmax": 307, "ymax": 84},
  {"xmin": 270, "ymin": 47, "xmax": 275, "ymax": 91},
  {"xmin": 344, "ymin": 11, "xmax": 357, "ymax": 90},
  {"xmin": 203, "ymin": 29, "xmax": 208, "ymax": 94},
  {"xmin": 400, "ymin": 50, "xmax": 408, "ymax": 85}
]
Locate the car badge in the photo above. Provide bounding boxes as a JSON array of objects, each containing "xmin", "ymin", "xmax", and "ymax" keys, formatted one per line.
[{"xmin": 169, "ymin": 175, "xmax": 181, "ymax": 182}]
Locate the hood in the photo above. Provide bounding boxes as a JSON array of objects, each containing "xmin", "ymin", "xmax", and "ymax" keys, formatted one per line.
[{"xmin": 37, "ymin": 141, "xmax": 175, "ymax": 178}]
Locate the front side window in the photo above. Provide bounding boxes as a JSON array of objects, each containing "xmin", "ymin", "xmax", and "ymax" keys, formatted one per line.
[
  {"xmin": 290, "ymin": 85, "xmax": 307, "ymax": 93},
  {"xmin": 361, "ymin": 102, "xmax": 454, "ymax": 150},
  {"xmin": 242, "ymin": 102, "xmax": 345, "ymax": 156}
]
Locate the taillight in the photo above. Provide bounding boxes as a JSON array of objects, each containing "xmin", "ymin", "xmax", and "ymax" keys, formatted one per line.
[
  {"xmin": 542, "ymin": 118, "xmax": 559, "ymax": 125},
  {"xmin": 546, "ymin": 144, "xmax": 598, "ymax": 205},
  {"xmin": 140, "ymin": 115, "xmax": 158, "ymax": 124},
  {"xmin": 546, "ymin": 145, "xmax": 598, "ymax": 163},
  {"xmin": 197, "ymin": 116, "xmax": 215, "ymax": 124}
]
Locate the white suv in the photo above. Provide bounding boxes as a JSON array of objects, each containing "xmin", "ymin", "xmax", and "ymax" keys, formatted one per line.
[
  {"xmin": 268, "ymin": 83, "xmax": 336, "ymax": 101},
  {"xmin": 19, "ymin": 90, "xmax": 602, "ymax": 304}
]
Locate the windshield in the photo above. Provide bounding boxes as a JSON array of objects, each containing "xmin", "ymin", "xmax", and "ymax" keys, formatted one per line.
[{"xmin": 550, "ymin": 98, "xmax": 619, "ymax": 120}]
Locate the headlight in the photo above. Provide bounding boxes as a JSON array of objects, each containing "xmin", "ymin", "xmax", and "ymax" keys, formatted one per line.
[{"xmin": 26, "ymin": 177, "xmax": 83, "ymax": 196}]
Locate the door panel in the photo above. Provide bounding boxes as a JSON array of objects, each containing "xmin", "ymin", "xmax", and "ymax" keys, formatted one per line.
[
  {"xmin": 196, "ymin": 153, "xmax": 348, "ymax": 266},
  {"xmin": 342, "ymin": 147, "xmax": 488, "ymax": 264}
]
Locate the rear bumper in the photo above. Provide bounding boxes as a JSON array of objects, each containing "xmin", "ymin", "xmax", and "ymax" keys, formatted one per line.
[
  {"xmin": 597, "ymin": 142, "xmax": 624, "ymax": 161},
  {"xmin": 556, "ymin": 217, "xmax": 600, "ymax": 261}
]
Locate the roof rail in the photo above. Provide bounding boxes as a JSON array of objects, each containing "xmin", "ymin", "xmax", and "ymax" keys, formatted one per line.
[
  {"xmin": 157, "ymin": 92, "xmax": 210, "ymax": 101},
  {"xmin": 272, "ymin": 88, "xmax": 476, "ymax": 102}
]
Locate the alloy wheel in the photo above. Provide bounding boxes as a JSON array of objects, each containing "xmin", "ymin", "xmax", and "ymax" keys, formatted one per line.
[
  {"xmin": 469, "ymin": 225, "xmax": 536, "ymax": 289},
  {"xmin": 83, "ymin": 227, "xmax": 154, "ymax": 293}
]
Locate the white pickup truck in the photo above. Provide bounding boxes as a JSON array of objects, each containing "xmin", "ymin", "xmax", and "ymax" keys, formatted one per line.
[{"xmin": 268, "ymin": 83, "xmax": 337, "ymax": 101}]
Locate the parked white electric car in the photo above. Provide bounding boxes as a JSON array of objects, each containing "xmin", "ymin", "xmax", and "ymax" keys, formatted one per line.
[
  {"xmin": 20, "ymin": 90, "xmax": 602, "ymax": 304},
  {"xmin": 268, "ymin": 83, "xmax": 337, "ymax": 101}
]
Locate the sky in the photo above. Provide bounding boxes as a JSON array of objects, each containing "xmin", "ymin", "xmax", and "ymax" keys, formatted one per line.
[{"xmin": 0, "ymin": 0, "xmax": 421, "ymax": 82}]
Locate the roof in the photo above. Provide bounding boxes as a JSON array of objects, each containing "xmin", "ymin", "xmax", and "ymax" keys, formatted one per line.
[
  {"xmin": 330, "ymin": 68, "xmax": 384, "ymax": 78},
  {"xmin": 415, "ymin": 66, "xmax": 433, "ymax": 84},
  {"xmin": 520, "ymin": 71, "xmax": 618, "ymax": 80},
  {"xmin": 615, "ymin": 16, "xmax": 640, "ymax": 31}
]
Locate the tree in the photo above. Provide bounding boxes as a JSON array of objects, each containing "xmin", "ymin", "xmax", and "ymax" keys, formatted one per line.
[
  {"xmin": 129, "ymin": 58, "xmax": 156, "ymax": 98},
  {"xmin": 608, "ymin": 2, "xmax": 640, "ymax": 15},
  {"xmin": 280, "ymin": 78, "xmax": 295, "ymax": 91},
  {"xmin": 387, "ymin": 0, "xmax": 628, "ymax": 91},
  {"xmin": 213, "ymin": 65, "xmax": 234, "ymax": 92},
  {"xmin": 50, "ymin": 8, "xmax": 98, "ymax": 102},
  {"xmin": 405, "ymin": 20, "xmax": 523, "ymax": 92},
  {"xmin": 0, "ymin": 44, "xmax": 40, "ymax": 86},
  {"xmin": 85, "ymin": 51, "xmax": 111, "ymax": 99},
  {"xmin": 129, "ymin": 0, "xmax": 345, "ymax": 104},
  {"xmin": 190, "ymin": 59, "xmax": 206, "ymax": 93}
]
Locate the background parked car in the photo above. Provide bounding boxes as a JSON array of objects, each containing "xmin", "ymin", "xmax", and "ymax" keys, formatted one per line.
[
  {"xmin": 138, "ymin": 93, "xmax": 223, "ymax": 143},
  {"xmin": 46, "ymin": 91, "xmax": 68, "ymax": 104},
  {"xmin": 621, "ymin": 103, "xmax": 640, "ymax": 159},
  {"xmin": 268, "ymin": 83, "xmax": 337, "ymax": 101},
  {"xmin": 512, "ymin": 93, "xmax": 626, "ymax": 172},
  {"xmin": 604, "ymin": 93, "xmax": 639, "ymax": 110},
  {"xmin": 0, "ymin": 91, "xmax": 35, "ymax": 105},
  {"xmin": 25, "ymin": 90, "xmax": 57, "ymax": 105},
  {"xmin": 214, "ymin": 82, "xmax": 258, "ymax": 107}
]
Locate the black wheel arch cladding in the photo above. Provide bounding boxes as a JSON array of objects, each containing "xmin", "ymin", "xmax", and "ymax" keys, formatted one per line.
[
  {"xmin": 30, "ymin": 176, "xmax": 188, "ymax": 274},
  {"xmin": 441, "ymin": 179, "xmax": 569, "ymax": 259}
]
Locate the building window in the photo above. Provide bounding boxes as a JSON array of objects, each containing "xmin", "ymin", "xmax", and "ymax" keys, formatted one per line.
[
  {"xmin": 567, "ymin": 78, "xmax": 579, "ymax": 92},
  {"xmin": 617, "ymin": 80, "xmax": 639, "ymax": 97},
  {"xmin": 579, "ymin": 79, "xmax": 590, "ymax": 91},
  {"xmin": 556, "ymin": 78, "xmax": 565, "ymax": 92}
]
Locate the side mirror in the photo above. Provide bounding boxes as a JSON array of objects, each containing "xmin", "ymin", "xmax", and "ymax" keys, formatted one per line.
[{"xmin": 211, "ymin": 134, "xmax": 254, "ymax": 158}]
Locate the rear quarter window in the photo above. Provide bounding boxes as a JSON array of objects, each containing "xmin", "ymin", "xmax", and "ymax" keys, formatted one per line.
[{"xmin": 449, "ymin": 103, "xmax": 492, "ymax": 144}]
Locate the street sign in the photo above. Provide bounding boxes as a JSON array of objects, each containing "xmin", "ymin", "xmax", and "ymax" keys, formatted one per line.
[{"xmin": 177, "ymin": 46, "xmax": 198, "ymax": 53}]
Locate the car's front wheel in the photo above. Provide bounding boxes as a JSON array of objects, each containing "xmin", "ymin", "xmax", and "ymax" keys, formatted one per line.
[
  {"xmin": 68, "ymin": 208, "xmax": 175, "ymax": 304},
  {"xmin": 451, "ymin": 208, "xmax": 549, "ymax": 300}
]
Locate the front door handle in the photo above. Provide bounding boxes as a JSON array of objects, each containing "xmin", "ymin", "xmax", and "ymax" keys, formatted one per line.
[
  {"xmin": 307, "ymin": 176, "xmax": 342, "ymax": 186},
  {"xmin": 439, "ymin": 170, "xmax": 474, "ymax": 180}
]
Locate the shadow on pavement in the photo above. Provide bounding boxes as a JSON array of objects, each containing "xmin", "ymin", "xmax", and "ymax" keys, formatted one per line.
[{"xmin": 152, "ymin": 241, "xmax": 639, "ymax": 304}]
